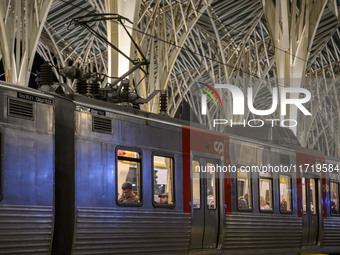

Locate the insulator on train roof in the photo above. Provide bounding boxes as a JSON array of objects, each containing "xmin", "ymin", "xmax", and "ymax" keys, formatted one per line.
[
  {"xmin": 89, "ymin": 74, "xmax": 101, "ymax": 96},
  {"xmin": 159, "ymin": 90, "xmax": 167, "ymax": 115},
  {"xmin": 39, "ymin": 63, "xmax": 53, "ymax": 86},
  {"xmin": 76, "ymin": 80, "xmax": 89, "ymax": 95},
  {"xmin": 121, "ymin": 79, "xmax": 130, "ymax": 102},
  {"xmin": 90, "ymin": 81, "xmax": 100, "ymax": 96}
]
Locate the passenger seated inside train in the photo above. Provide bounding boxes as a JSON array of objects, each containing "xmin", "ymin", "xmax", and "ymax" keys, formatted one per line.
[
  {"xmin": 331, "ymin": 200, "xmax": 338, "ymax": 214},
  {"xmin": 280, "ymin": 198, "xmax": 287, "ymax": 211},
  {"xmin": 331, "ymin": 192, "xmax": 339, "ymax": 214},
  {"xmin": 237, "ymin": 170, "xmax": 252, "ymax": 210},
  {"xmin": 158, "ymin": 192, "xmax": 168, "ymax": 204},
  {"xmin": 118, "ymin": 181, "xmax": 139, "ymax": 203},
  {"xmin": 238, "ymin": 193, "xmax": 249, "ymax": 209},
  {"xmin": 260, "ymin": 196, "xmax": 270, "ymax": 210}
]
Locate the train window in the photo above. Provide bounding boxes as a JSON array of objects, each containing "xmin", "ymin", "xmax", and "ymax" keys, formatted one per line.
[
  {"xmin": 330, "ymin": 181, "xmax": 339, "ymax": 215},
  {"xmin": 153, "ymin": 155, "xmax": 175, "ymax": 207},
  {"xmin": 237, "ymin": 168, "xmax": 252, "ymax": 210},
  {"xmin": 206, "ymin": 162, "xmax": 216, "ymax": 210},
  {"xmin": 116, "ymin": 149, "xmax": 141, "ymax": 205},
  {"xmin": 192, "ymin": 160, "xmax": 200, "ymax": 209},
  {"xmin": 259, "ymin": 178, "xmax": 273, "ymax": 212},
  {"xmin": 302, "ymin": 177, "xmax": 307, "ymax": 214},
  {"xmin": 279, "ymin": 175, "xmax": 292, "ymax": 213},
  {"xmin": 309, "ymin": 179, "xmax": 316, "ymax": 215}
]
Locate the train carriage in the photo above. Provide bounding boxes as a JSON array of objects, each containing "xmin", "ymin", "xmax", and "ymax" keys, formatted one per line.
[
  {"xmin": 0, "ymin": 82, "xmax": 55, "ymax": 254},
  {"xmin": 1, "ymin": 81, "xmax": 340, "ymax": 254},
  {"xmin": 224, "ymin": 136, "xmax": 302, "ymax": 255},
  {"xmin": 318, "ymin": 156, "xmax": 340, "ymax": 254},
  {"xmin": 53, "ymin": 94, "xmax": 191, "ymax": 254}
]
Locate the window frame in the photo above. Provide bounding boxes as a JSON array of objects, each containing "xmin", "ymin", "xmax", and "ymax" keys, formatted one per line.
[
  {"xmin": 309, "ymin": 178, "xmax": 317, "ymax": 215},
  {"xmin": 302, "ymin": 177, "xmax": 307, "ymax": 215},
  {"xmin": 258, "ymin": 176, "xmax": 274, "ymax": 213},
  {"xmin": 152, "ymin": 152, "xmax": 176, "ymax": 209},
  {"xmin": 191, "ymin": 158, "xmax": 201, "ymax": 210},
  {"xmin": 204, "ymin": 160, "xmax": 220, "ymax": 211},
  {"xmin": 115, "ymin": 146, "xmax": 143, "ymax": 207},
  {"xmin": 278, "ymin": 174, "xmax": 293, "ymax": 214},
  {"xmin": 236, "ymin": 166, "xmax": 253, "ymax": 212},
  {"xmin": 330, "ymin": 180, "xmax": 340, "ymax": 216},
  {"xmin": 205, "ymin": 161, "xmax": 216, "ymax": 211}
]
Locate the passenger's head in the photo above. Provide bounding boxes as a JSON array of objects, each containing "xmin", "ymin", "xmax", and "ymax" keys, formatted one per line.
[
  {"xmin": 121, "ymin": 182, "xmax": 133, "ymax": 198},
  {"xmin": 159, "ymin": 192, "xmax": 168, "ymax": 204},
  {"xmin": 332, "ymin": 192, "xmax": 337, "ymax": 200},
  {"xmin": 244, "ymin": 193, "xmax": 248, "ymax": 201}
]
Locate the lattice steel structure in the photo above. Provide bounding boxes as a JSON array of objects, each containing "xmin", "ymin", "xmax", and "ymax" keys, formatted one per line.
[{"xmin": 1, "ymin": 0, "xmax": 340, "ymax": 157}]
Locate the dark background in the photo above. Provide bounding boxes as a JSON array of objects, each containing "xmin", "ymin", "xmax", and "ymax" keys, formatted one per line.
[{"xmin": 0, "ymin": 54, "xmax": 45, "ymax": 89}]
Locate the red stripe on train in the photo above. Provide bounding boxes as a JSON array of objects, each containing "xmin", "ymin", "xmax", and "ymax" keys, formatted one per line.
[
  {"xmin": 296, "ymin": 170, "xmax": 302, "ymax": 217},
  {"xmin": 182, "ymin": 126, "xmax": 192, "ymax": 213},
  {"xmin": 322, "ymin": 172, "xmax": 327, "ymax": 219},
  {"xmin": 224, "ymin": 171, "xmax": 232, "ymax": 215}
]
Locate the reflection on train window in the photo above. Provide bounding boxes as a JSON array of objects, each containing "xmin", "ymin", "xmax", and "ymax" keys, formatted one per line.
[
  {"xmin": 153, "ymin": 155, "xmax": 174, "ymax": 206},
  {"xmin": 310, "ymin": 179, "xmax": 316, "ymax": 215},
  {"xmin": 206, "ymin": 163, "xmax": 216, "ymax": 210},
  {"xmin": 117, "ymin": 149, "xmax": 141, "ymax": 204},
  {"xmin": 259, "ymin": 178, "xmax": 273, "ymax": 211},
  {"xmin": 279, "ymin": 175, "xmax": 292, "ymax": 212},
  {"xmin": 302, "ymin": 178, "xmax": 306, "ymax": 214},
  {"xmin": 330, "ymin": 181, "xmax": 339, "ymax": 215},
  {"xmin": 192, "ymin": 160, "xmax": 200, "ymax": 209},
  {"xmin": 237, "ymin": 168, "xmax": 252, "ymax": 210}
]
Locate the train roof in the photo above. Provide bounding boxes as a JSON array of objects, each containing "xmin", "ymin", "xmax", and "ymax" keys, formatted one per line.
[
  {"xmin": 0, "ymin": 81, "xmax": 54, "ymax": 100},
  {"xmin": 0, "ymin": 81, "xmax": 330, "ymax": 159},
  {"xmin": 68, "ymin": 92, "xmax": 323, "ymax": 157}
]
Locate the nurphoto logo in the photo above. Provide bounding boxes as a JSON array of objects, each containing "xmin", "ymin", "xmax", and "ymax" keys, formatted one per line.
[{"xmin": 198, "ymin": 83, "xmax": 311, "ymax": 128}]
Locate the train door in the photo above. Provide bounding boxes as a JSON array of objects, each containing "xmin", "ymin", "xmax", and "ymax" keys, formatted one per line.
[
  {"xmin": 191, "ymin": 158, "xmax": 220, "ymax": 249},
  {"xmin": 302, "ymin": 177, "xmax": 319, "ymax": 245}
]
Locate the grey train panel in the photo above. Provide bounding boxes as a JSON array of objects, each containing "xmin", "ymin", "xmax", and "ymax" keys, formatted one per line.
[
  {"xmin": 0, "ymin": 205, "xmax": 53, "ymax": 254},
  {"xmin": 72, "ymin": 208, "xmax": 191, "ymax": 254},
  {"xmin": 75, "ymin": 110, "xmax": 182, "ymax": 152},
  {"xmin": 113, "ymin": 115, "xmax": 181, "ymax": 152},
  {"xmin": 74, "ymin": 139, "xmax": 115, "ymax": 208},
  {"xmin": 322, "ymin": 217, "xmax": 340, "ymax": 246},
  {"xmin": 223, "ymin": 214, "xmax": 302, "ymax": 252},
  {"xmin": 2, "ymin": 128, "xmax": 54, "ymax": 205}
]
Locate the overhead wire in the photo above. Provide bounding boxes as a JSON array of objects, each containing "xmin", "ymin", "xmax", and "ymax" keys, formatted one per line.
[
  {"xmin": 57, "ymin": 0, "xmax": 314, "ymax": 89},
  {"xmin": 173, "ymin": 0, "xmax": 312, "ymax": 65},
  {"xmin": 110, "ymin": 19, "xmax": 292, "ymax": 88}
]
